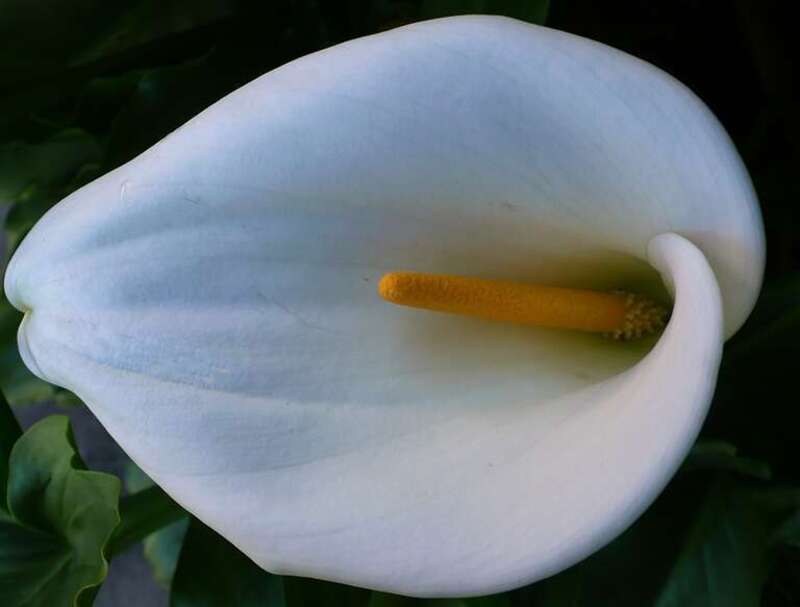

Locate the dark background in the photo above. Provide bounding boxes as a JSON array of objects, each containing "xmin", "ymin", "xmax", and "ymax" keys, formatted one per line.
[{"xmin": 1, "ymin": 1, "xmax": 799, "ymax": 606}]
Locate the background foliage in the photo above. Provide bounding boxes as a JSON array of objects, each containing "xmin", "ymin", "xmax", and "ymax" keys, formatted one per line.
[{"xmin": 1, "ymin": 1, "xmax": 798, "ymax": 606}]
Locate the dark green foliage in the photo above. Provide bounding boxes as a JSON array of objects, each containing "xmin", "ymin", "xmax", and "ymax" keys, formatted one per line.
[
  {"xmin": 0, "ymin": 416, "xmax": 120, "ymax": 607},
  {"xmin": 170, "ymin": 518, "xmax": 287, "ymax": 607}
]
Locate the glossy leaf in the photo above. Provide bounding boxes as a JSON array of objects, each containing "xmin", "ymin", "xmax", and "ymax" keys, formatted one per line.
[{"xmin": 0, "ymin": 415, "xmax": 120, "ymax": 607}]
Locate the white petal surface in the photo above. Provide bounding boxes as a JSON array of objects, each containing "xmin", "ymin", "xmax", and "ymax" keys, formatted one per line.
[
  {"xmin": 10, "ymin": 231, "xmax": 722, "ymax": 596},
  {"xmin": 4, "ymin": 15, "xmax": 754, "ymax": 596}
]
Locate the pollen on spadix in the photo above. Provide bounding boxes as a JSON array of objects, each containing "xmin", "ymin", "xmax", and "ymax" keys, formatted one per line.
[{"xmin": 378, "ymin": 271, "xmax": 668, "ymax": 340}]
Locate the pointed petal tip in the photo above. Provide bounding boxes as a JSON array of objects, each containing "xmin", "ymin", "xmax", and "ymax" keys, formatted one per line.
[
  {"xmin": 15, "ymin": 312, "xmax": 46, "ymax": 381},
  {"xmin": 3, "ymin": 250, "xmax": 24, "ymax": 313}
]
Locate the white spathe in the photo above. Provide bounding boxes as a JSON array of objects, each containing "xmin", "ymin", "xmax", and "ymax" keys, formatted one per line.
[{"xmin": 4, "ymin": 16, "xmax": 763, "ymax": 597}]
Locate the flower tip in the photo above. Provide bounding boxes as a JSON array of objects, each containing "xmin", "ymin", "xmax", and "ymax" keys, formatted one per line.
[
  {"xmin": 377, "ymin": 271, "xmax": 410, "ymax": 303},
  {"xmin": 607, "ymin": 292, "xmax": 671, "ymax": 341}
]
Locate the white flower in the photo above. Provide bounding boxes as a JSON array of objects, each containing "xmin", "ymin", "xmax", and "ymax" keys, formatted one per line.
[{"xmin": 4, "ymin": 16, "xmax": 763, "ymax": 597}]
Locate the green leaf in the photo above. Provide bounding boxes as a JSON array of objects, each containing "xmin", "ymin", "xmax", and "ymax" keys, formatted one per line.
[
  {"xmin": 421, "ymin": 0, "xmax": 550, "ymax": 25},
  {"xmin": 144, "ymin": 518, "xmax": 191, "ymax": 589},
  {"xmin": 0, "ymin": 392, "xmax": 21, "ymax": 507},
  {"xmin": 170, "ymin": 518, "xmax": 286, "ymax": 607},
  {"xmin": 123, "ymin": 462, "xmax": 188, "ymax": 589},
  {"xmin": 654, "ymin": 482, "xmax": 800, "ymax": 607},
  {"xmin": 123, "ymin": 460, "xmax": 153, "ymax": 494},
  {"xmin": 0, "ymin": 415, "xmax": 120, "ymax": 607}
]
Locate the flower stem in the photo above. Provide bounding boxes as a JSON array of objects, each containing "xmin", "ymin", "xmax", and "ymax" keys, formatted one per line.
[{"xmin": 107, "ymin": 485, "xmax": 187, "ymax": 558}]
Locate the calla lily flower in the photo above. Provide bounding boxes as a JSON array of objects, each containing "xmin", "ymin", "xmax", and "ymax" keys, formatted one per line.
[{"xmin": 3, "ymin": 15, "xmax": 763, "ymax": 598}]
